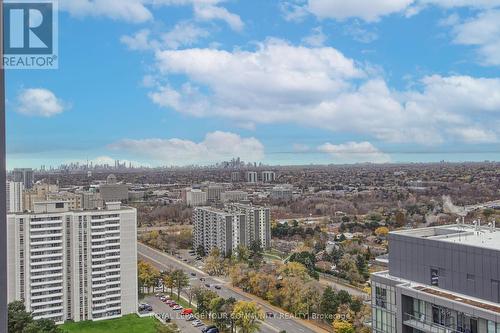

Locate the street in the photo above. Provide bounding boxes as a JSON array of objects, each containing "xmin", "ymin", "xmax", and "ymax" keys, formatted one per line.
[{"xmin": 138, "ymin": 243, "xmax": 328, "ymax": 333}]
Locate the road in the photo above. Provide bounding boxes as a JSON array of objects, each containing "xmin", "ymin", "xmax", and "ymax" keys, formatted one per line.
[{"xmin": 138, "ymin": 243, "xmax": 327, "ymax": 333}]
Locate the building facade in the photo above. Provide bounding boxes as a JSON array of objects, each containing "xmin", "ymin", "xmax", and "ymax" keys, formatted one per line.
[
  {"xmin": 270, "ymin": 185, "xmax": 293, "ymax": 201},
  {"xmin": 186, "ymin": 189, "xmax": 208, "ymax": 207},
  {"xmin": 206, "ymin": 184, "xmax": 225, "ymax": 203},
  {"xmin": 261, "ymin": 171, "xmax": 276, "ymax": 183},
  {"xmin": 221, "ymin": 190, "xmax": 248, "ymax": 203},
  {"xmin": 6, "ymin": 201, "xmax": 138, "ymax": 324},
  {"xmin": 7, "ymin": 181, "xmax": 24, "ymax": 213},
  {"xmin": 227, "ymin": 203, "xmax": 271, "ymax": 249},
  {"xmin": 192, "ymin": 207, "xmax": 246, "ymax": 255},
  {"xmin": 245, "ymin": 171, "xmax": 258, "ymax": 183},
  {"xmin": 371, "ymin": 224, "xmax": 500, "ymax": 333},
  {"xmin": 13, "ymin": 168, "xmax": 34, "ymax": 189}
]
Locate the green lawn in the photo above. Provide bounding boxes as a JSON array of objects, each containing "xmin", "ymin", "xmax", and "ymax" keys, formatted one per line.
[{"xmin": 60, "ymin": 314, "xmax": 157, "ymax": 333}]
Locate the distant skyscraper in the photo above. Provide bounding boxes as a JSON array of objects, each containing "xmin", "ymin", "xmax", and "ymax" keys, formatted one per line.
[
  {"xmin": 7, "ymin": 201, "xmax": 137, "ymax": 323},
  {"xmin": 245, "ymin": 171, "xmax": 258, "ymax": 183},
  {"xmin": 231, "ymin": 171, "xmax": 240, "ymax": 183},
  {"xmin": 261, "ymin": 171, "xmax": 276, "ymax": 183},
  {"xmin": 6, "ymin": 181, "xmax": 24, "ymax": 213},
  {"xmin": 12, "ymin": 168, "xmax": 34, "ymax": 189}
]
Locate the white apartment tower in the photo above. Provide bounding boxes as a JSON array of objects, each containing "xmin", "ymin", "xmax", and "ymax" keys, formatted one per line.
[
  {"xmin": 7, "ymin": 181, "xmax": 24, "ymax": 213},
  {"xmin": 228, "ymin": 203, "xmax": 271, "ymax": 249},
  {"xmin": 193, "ymin": 204, "xmax": 271, "ymax": 256},
  {"xmin": 186, "ymin": 189, "xmax": 208, "ymax": 207},
  {"xmin": 261, "ymin": 171, "xmax": 276, "ymax": 183},
  {"xmin": 6, "ymin": 201, "xmax": 138, "ymax": 324},
  {"xmin": 193, "ymin": 207, "xmax": 246, "ymax": 255},
  {"xmin": 245, "ymin": 171, "xmax": 258, "ymax": 183}
]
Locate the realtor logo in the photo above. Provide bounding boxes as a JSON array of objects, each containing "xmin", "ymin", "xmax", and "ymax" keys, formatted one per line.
[{"xmin": 3, "ymin": 0, "xmax": 58, "ymax": 69}]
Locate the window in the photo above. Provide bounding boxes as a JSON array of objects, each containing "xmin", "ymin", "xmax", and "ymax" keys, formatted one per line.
[
  {"xmin": 55, "ymin": 203, "xmax": 64, "ymax": 209},
  {"xmin": 431, "ymin": 268, "xmax": 439, "ymax": 286},
  {"xmin": 375, "ymin": 286, "xmax": 387, "ymax": 309}
]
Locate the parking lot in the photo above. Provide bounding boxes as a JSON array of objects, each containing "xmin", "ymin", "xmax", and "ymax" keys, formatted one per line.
[{"xmin": 143, "ymin": 295, "xmax": 207, "ymax": 333}]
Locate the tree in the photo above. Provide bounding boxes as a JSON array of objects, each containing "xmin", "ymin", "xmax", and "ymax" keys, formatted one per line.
[
  {"xmin": 172, "ymin": 269, "xmax": 190, "ymax": 301},
  {"xmin": 205, "ymin": 247, "xmax": 226, "ymax": 276},
  {"xmin": 8, "ymin": 301, "xmax": 33, "ymax": 333},
  {"xmin": 163, "ymin": 272, "xmax": 175, "ymax": 297},
  {"xmin": 289, "ymin": 251, "xmax": 319, "ymax": 279},
  {"xmin": 320, "ymin": 287, "xmax": 338, "ymax": 320},
  {"xmin": 232, "ymin": 301, "xmax": 264, "ymax": 333},
  {"xmin": 333, "ymin": 320, "xmax": 355, "ymax": 333},
  {"xmin": 194, "ymin": 287, "xmax": 219, "ymax": 315},
  {"xmin": 8, "ymin": 301, "xmax": 61, "ymax": 333},
  {"xmin": 23, "ymin": 319, "xmax": 61, "ymax": 333},
  {"xmin": 355, "ymin": 254, "xmax": 369, "ymax": 281},
  {"xmin": 248, "ymin": 241, "xmax": 264, "ymax": 269},
  {"xmin": 196, "ymin": 245, "xmax": 206, "ymax": 257},
  {"xmin": 374, "ymin": 226, "xmax": 389, "ymax": 238},
  {"xmin": 138, "ymin": 260, "xmax": 160, "ymax": 293},
  {"xmin": 236, "ymin": 244, "xmax": 250, "ymax": 263}
]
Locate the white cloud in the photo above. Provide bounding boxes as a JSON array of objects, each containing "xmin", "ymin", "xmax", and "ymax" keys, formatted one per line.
[
  {"xmin": 60, "ymin": 0, "xmax": 152, "ymax": 23},
  {"xmin": 121, "ymin": 23, "xmax": 209, "ymax": 51},
  {"xmin": 447, "ymin": 127, "xmax": 498, "ymax": 144},
  {"xmin": 16, "ymin": 88, "xmax": 67, "ymax": 117},
  {"xmin": 61, "ymin": 0, "xmax": 243, "ymax": 29},
  {"xmin": 281, "ymin": 0, "xmax": 500, "ymax": 22},
  {"xmin": 318, "ymin": 141, "xmax": 391, "ymax": 163},
  {"xmin": 302, "ymin": 27, "xmax": 327, "ymax": 47},
  {"xmin": 307, "ymin": 0, "xmax": 413, "ymax": 22},
  {"xmin": 108, "ymin": 131, "xmax": 264, "ymax": 165},
  {"xmin": 147, "ymin": 40, "xmax": 500, "ymax": 145},
  {"xmin": 452, "ymin": 10, "xmax": 500, "ymax": 66}
]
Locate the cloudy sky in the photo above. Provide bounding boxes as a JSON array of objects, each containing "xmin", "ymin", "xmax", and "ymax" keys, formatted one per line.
[{"xmin": 7, "ymin": 0, "xmax": 500, "ymax": 168}]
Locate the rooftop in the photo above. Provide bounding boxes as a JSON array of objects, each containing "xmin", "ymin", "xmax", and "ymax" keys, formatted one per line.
[{"xmin": 392, "ymin": 224, "xmax": 500, "ymax": 251}]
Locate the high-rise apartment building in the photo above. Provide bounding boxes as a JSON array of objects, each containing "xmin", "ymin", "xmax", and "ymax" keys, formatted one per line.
[
  {"xmin": 261, "ymin": 171, "xmax": 276, "ymax": 183},
  {"xmin": 13, "ymin": 168, "xmax": 34, "ymax": 189},
  {"xmin": 227, "ymin": 203, "xmax": 271, "ymax": 249},
  {"xmin": 221, "ymin": 190, "xmax": 248, "ymax": 203},
  {"xmin": 270, "ymin": 185, "xmax": 293, "ymax": 201},
  {"xmin": 7, "ymin": 201, "xmax": 138, "ymax": 324},
  {"xmin": 230, "ymin": 171, "xmax": 240, "ymax": 183},
  {"xmin": 371, "ymin": 223, "xmax": 500, "ymax": 333},
  {"xmin": 7, "ymin": 181, "xmax": 24, "ymax": 213},
  {"xmin": 193, "ymin": 204, "xmax": 271, "ymax": 256},
  {"xmin": 99, "ymin": 174, "xmax": 129, "ymax": 203},
  {"xmin": 206, "ymin": 184, "xmax": 224, "ymax": 203},
  {"xmin": 185, "ymin": 189, "xmax": 208, "ymax": 207},
  {"xmin": 193, "ymin": 207, "xmax": 246, "ymax": 255},
  {"xmin": 245, "ymin": 171, "xmax": 258, "ymax": 183}
]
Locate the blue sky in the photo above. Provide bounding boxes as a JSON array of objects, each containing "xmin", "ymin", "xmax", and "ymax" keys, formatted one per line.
[{"xmin": 6, "ymin": 0, "xmax": 500, "ymax": 168}]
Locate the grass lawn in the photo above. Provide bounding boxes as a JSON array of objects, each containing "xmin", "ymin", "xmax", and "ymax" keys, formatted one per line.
[{"xmin": 60, "ymin": 314, "xmax": 157, "ymax": 333}]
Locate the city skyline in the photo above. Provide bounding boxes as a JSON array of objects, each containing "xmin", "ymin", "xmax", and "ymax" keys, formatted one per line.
[{"xmin": 7, "ymin": 1, "xmax": 500, "ymax": 168}]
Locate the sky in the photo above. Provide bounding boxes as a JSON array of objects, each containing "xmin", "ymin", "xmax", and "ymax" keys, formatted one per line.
[{"xmin": 6, "ymin": 0, "xmax": 500, "ymax": 169}]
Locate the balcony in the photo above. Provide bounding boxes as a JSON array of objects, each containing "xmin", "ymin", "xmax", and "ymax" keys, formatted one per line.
[{"xmin": 403, "ymin": 313, "xmax": 458, "ymax": 333}]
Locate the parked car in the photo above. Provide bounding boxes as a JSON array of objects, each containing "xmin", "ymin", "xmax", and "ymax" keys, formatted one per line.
[
  {"xmin": 205, "ymin": 284, "xmax": 211, "ymax": 288},
  {"xmin": 214, "ymin": 285, "xmax": 221, "ymax": 290},
  {"xmin": 185, "ymin": 314, "xmax": 195, "ymax": 321},
  {"xmin": 192, "ymin": 320, "xmax": 204, "ymax": 327},
  {"xmin": 138, "ymin": 303, "xmax": 153, "ymax": 312},
  {"xmin": 202, "ymin": 326, "xmax": 219, "ymax": 333},
  {"xmin": 173, "ymin": 305, "xmax": 183, "ymax": 310},
  {"xmin": 168, "ymin": 302, "xmax": 177, "ymax": 308},
  {"xmin": 181, "ymin": 308, "xmax": 193, "ymax": 315},
  {"xmin": 190, "ymin": 272, "xmax": 196, "ymax": 276}
]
